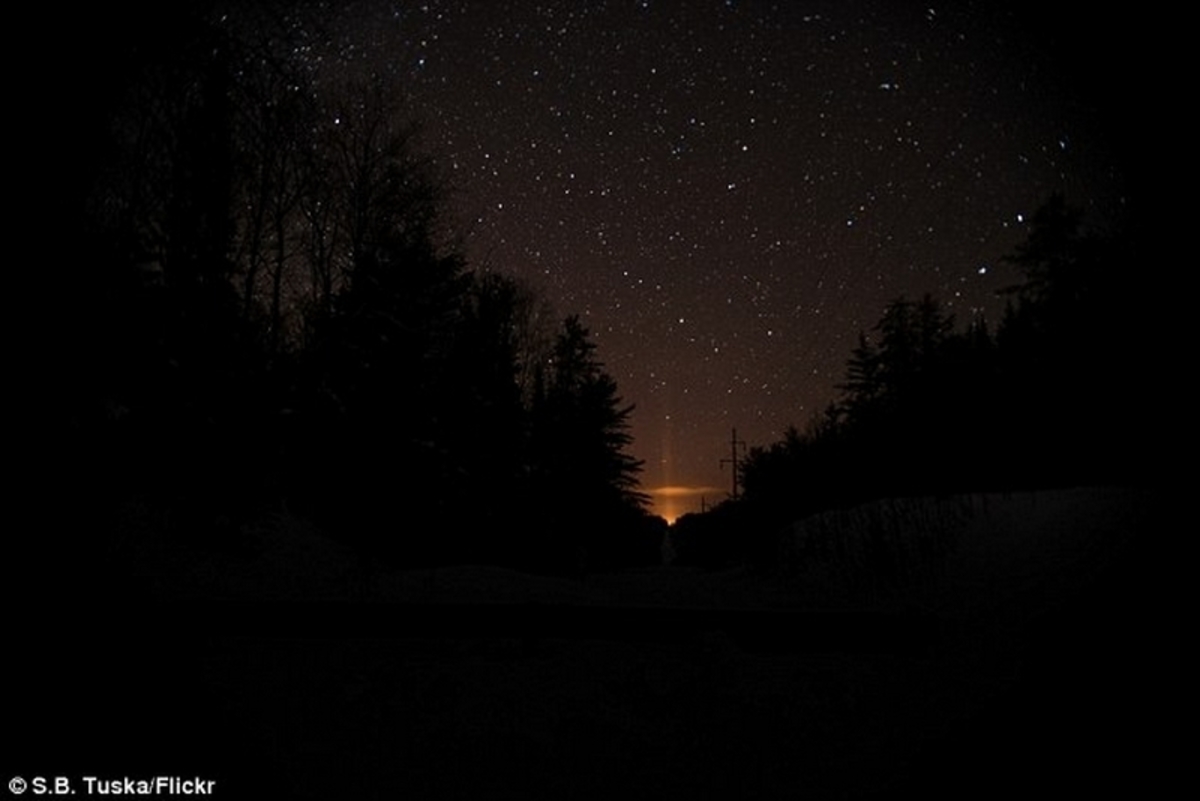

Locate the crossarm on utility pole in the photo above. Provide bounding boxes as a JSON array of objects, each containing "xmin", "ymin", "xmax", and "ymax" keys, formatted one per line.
[{"xmin": 719, "ymin": 427, "xmax": 746, "ymax": 500}]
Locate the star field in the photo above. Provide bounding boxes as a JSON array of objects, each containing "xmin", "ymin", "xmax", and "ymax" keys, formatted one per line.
[{"xmin": 315, "ymin": 1, "xmax": 1132, "ymax": 520}]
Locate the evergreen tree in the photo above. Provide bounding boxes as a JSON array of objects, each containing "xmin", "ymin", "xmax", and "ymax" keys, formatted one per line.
[
  {"xmin": 58, "ymin": 4, "xmax": 662, "ymax": 577},
  {"xmin": 995, "ymin": 193, "xmax": 1151, "ymax": 485},
  {"xmin": 291, "ymin": 112, "xmax": 470, "ymax": 562},
  {"xmin": 74, "ymin": 7, "xmax": 271, "ymax": 538},
  {"xmin": 528, "ymin": 316, "xmax": 648, "ymax": 572}
]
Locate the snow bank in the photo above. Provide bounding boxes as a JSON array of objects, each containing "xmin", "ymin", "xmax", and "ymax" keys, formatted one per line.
[
  {"xmin": 114, "ymin": 487, "xmax": 1157, "ymax": 618},
  {"xmin": 776, "ymin": 487, "xmax": 1155, "ymax": 615}
]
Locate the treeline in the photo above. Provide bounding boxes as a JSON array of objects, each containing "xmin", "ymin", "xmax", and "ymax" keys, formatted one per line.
[
  {"xmin": 674, "ymin": 194, "xmax": 1159, "ymax": 568},
  {"xmin": 50, "ymin": 7, "xmax": 658, "ymax": 581}
]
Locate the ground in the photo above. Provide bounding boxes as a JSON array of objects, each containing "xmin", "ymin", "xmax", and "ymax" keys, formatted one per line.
[{"xmin": 11, "ymin": 488, "xmax": 1167, "ymax": 799}]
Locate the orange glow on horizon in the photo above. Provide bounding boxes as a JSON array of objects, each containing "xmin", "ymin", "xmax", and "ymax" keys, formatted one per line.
[{"xmin": 647, "ymin": 485, "xmax": 724, "ymax": 524}]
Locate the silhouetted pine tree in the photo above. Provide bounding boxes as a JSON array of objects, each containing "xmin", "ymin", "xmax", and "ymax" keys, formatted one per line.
[
  {"xmin": 55, "ymin": 4, "xmax": 662, "ymax": 579},
  {"xmin": 692, "ymin": 194, "xmax": 1154, "ymax": 574},
  {"xmin": 291, "ymin": 139, "xmax": 470, "ymax": 563},
  {"xmin": 995, "ymin": 193, "xmax": 1152, "ymax": 485},
  {"xmin": 68, "ymin": 8, "xmax": 275, "ymax": 545},
  {"xmin": 443, "ymin": 273, "xmax": 532, "ymax": 558},
  {"xmin": 527, "ymin": 315, "xmax": 648, "ymax": 572}
]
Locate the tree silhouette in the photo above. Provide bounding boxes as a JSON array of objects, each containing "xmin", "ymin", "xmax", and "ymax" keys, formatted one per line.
[
  {"xmin": 289, "ymin": 121, "xmax": 469, "ymax": 562},
  {"xmin": 68, "ymin": 8, "xmax": 276, "ymax": 544},
  {"xmin": 727, "ymin": 194, "xmax": 1154, "ymax": 575},
  {"xmin": 528, "ymin": 315, "xmax": 649, "ymax": 572},
  {"xmin": 227, "ymin": 31, "xmax": 319, "ymax": 354},
  {"xmin": 994, "ymin": 192, "xmax": 1154, "ymax": 485},
  {"xmin": 51, "ymin": 4, "xmax": 661, "ymax": 582}
]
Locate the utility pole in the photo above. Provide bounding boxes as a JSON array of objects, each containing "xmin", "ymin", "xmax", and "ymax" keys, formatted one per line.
[{"xmin": 719, "ymin": 427, "xmax": 747, "ymax": 500}]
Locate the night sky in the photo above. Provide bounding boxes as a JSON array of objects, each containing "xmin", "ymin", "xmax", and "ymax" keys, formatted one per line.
[{"xmin": 275, "ymin": 1, "xmax": 1135, "ymax": 521}]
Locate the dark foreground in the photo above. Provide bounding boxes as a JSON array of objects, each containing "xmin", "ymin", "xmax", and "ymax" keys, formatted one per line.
[{"xmin": 11, "ymin": 490, "xmax": 1167, "ymax": 799}]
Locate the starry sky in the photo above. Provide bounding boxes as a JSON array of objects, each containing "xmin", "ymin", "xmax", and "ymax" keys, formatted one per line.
[{"xmin": 301, "ymin": 1, "xmax": 1135, "ymax": 521}]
